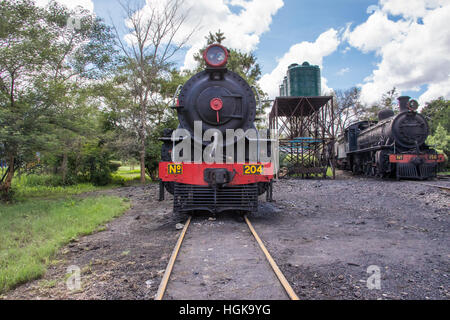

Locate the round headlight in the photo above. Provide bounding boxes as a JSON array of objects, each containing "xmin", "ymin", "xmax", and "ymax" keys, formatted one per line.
[
  {"xmin": 408, "ymin": 99, "xmax": 419, "ymax": 111},
  {"xmin": 203, "ymin": 44, "xmax": 228, "ymax": 67}
]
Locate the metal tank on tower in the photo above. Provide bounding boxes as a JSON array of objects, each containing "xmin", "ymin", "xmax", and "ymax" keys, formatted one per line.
[
  {"xmin": 279, "ymin": 62, "xmax": 321, "ymax": 97},
  {"xmin": 271, "ymin": 61, "xmax": 335, "ymax": 179}
]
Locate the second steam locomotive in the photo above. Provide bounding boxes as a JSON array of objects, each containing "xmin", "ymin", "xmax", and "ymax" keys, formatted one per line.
[{"xmin": 335, "ymin": 96, "xmax": 445, "ymax": 180}]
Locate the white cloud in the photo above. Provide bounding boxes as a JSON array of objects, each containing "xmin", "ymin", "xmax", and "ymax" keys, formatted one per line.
[
  {"xmin": 341, "ymin": 46, "xmax": 351, "ymax": 54},
  {"xmin": 366, "ymin": 5, "xmax": 380, "ymax": 14},
  {"xmin": 125, "ymin": 0, "xmax": 284, "ymax": 70},
  {"xmin": 35, "ymin": 0, "xmax": 94, "ymax": 12},
  {"xmin": 343, "ymin": 10, "xmax": 411, "ymax": 54},
  {"xmin": 417, "ymin": 76, "xmax": 450, "ymax": 103},
  {"xmin": 337, "ymin": 67, "xmax": 350, "ymax": 76},
  {"xmin": 258, "ymin": 29, "xmax": 340, "ymax": 99},
  {"xmin": 379, "ymin": 0, "xmax": 444, "ymax": 19},
  {"xmin": 345, "ymin": 0, "xmax": 450, "ymax": 105}
]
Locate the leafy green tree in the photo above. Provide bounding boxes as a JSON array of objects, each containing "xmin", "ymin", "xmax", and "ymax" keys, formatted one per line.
[
  {"xmin": 427, "ymin": 123, "xmax": 450, "ymax": 156},
  {"xmin": 0, "ymin": 0, "xmax": 115, "ymax": 199},
  {"xmin": 421, "ymin": 97, "xmax": 450, "ymax": 134},
  {"xmin": 112, "ymin": 0, "xmax": 195, "ymax": 184},
  {"xmin": 99, "ymin": 67, "xmax": 187, "ymax": 178}
]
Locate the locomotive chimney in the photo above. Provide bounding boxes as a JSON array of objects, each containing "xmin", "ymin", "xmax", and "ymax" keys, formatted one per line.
[{"xmin": 398, "ymin": 96, "xmax": 410, "ymax": 113}]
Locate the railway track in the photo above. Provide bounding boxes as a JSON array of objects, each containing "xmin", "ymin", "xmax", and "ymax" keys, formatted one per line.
[
  {"xmin": 414, "ymin": 182, "xmax": 450, "ymax": 192},
  {"xmin": 154, "ymin": 215, "xmax": 299, "ymax": 301}
]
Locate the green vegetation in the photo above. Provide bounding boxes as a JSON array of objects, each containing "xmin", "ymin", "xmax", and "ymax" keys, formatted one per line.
[
  {"xmin": 0, "ymin": 0, "xmax": 116, "ymax": 198},
  {"xmin": 117, "ymin": 166, "xmax": 141, "ymax": 177},
  {"xmin": 423, "ymin": 99, "xmax": 450, "ymax": 169},
  {"xmin": 426, "ymin": 124, "xmax": 450, "ymax": 170},
  {"xmin": 7, "ymin": 164, "xmax": 152, "ymax": 199},
  {"xmin": 0, "ymin": 163, "xmax": 152, "ymax": 202},
  {"xmin": 111, "ymin": 166, "xmax": 152, "ymax": 186},
  {"xmin": 7, "ymin": 174, "xmax": 109, "ymax": 201},
  {"xmin": 13, "ymin": 180, "xmax": 103, "ymax": 200},
  {"xmin": 0, "ymin": 196, "xmax": 130, "ymax": 293},
  {"xmin": 422, "ymin": 98, "xmax": 450, "ymax": 136}
]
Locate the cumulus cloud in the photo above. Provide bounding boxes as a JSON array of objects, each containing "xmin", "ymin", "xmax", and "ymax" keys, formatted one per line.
[
  {"xmin": 343, "ymin": 10, "xmax": 411, "ymax": 54},
  {"xmin": 337, "ymin": 67, "xmax": 350, "ymax": 76},
  {"xmin": 258, "ymin": 29, "xmax": 340, "ymax": 99},
  {"xmin": 35, "ymin": 0, "xmax": 94, "ymax": 12},
  {"xmin": 344, "ymin": 0, "xmax": 450, "ymax": 105},
  {"xmin": 379, "ymin": 0, "xmax": 444, "ymax": 19},
  {"xmin": 125, "ymin": 0, "xmax": 284, "ymax": 70}
]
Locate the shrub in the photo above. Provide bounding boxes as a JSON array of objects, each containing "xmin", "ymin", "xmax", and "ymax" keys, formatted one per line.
[{"xmin": 66, "ymin": 142, "xmax": 119, "ymax": 186}]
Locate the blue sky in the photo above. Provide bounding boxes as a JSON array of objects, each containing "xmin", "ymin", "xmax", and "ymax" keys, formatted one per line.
[
  {"xmin": 92, "ymin": 0, "xmax": 380, "ymax": 92},
  {"xmin": 254, "ymin": 0, "xmax": 379, "ymax": 91},
  {"xmin": 42, "ymin": 0, "xmax": 450, "ymax": 105}
]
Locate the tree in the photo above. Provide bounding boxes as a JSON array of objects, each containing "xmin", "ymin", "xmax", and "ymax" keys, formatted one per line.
[
  {"xmin": 112, "ymin": 0, "xmax": 195, "ymax": 184},
  {"xmin": 0, "ymin": 0, "xmax": 115, "ymax": 199},
  {"xmin": 333, "ymin": 87, "xmax": 366, "ymax": 135},
  {"xmin": 427, "ymin": 123, "xmax": 450, "ymax": 157},
  {"xmin": 363, "ymin": 87, "xmax": 399, "ymax": 121},
  {"xmin": 421, "ymin": 97, "xmax": 450, "ymax": 134},
  {"xmin": 99, "ymin": 66, "xmax": 189, "ymax": 179},
  {"xmin": 380, "ymin": 87, "xmax": 399, "ymax": 110}
]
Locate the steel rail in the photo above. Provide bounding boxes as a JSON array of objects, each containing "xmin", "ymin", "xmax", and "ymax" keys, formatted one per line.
[
  {"xmin": 244, "ymin": 215, "xmax": 300, "ymax": 300},
  {"xmin": 155, "ymin": 214, "xmax": 300, "ymax": 300},
  {"xmin": 154, "ymin": 215, "xmax": 192, "ymax": 300},
  {"xmin": 414, "ymin": 182, "xmax": 450, "ymax": 192}
]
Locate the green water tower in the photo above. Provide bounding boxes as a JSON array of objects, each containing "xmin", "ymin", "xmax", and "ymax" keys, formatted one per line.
[{"xmin": 287, "ymin": 61, "xmax": 321, "ymax": 96}]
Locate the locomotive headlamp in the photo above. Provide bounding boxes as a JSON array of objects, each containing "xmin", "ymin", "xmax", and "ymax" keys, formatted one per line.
[
  {"xmin": 203, "ymin": 44, "xmax": 228, "ymax": 67},
  {"xmin": 408, "ymin": 99, "xmax": 419, "ymax": 111}
]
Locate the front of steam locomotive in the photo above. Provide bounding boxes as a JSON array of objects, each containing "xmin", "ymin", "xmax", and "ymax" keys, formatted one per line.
[
  {"xmin": 158, "ymin": 44, "xmax": 274, "ymax": 214},
  {"xmin": 387, "ymin": 96, "xmax": 445, "ymax": 179},
  {"xmin": 389, "ymin": 97, "xmax": 428, "ymax": 150},
  {"xmin": 177, "ymin": 44, "xmax": 257, "ymax": 143}
]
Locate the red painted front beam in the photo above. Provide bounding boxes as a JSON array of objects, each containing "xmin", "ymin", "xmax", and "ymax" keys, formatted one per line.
[
  {"xmin": 159, "ymin": 162, "xmax": 274, "ymax": 186},
  {"xmin": 389, "ymin": 154, "xmax": 445, "ymax": 163}
]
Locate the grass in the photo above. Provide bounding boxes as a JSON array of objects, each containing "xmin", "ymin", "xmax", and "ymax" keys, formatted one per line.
[
  {"xmin": 10, "ymin": 166, "xmax": 153, "ymax": 199},
  {"xmin": 117, "ymin": 166, "xmax": 141, "ymax": 176},
  {"xmin": 0, "ymin": 195, "xmax": 130, "ymax": 293},
  {"xmin": 111, "ymin": 166, "xmax": 152, "ymax": 186},
  {"xmin": 0, "ymin": 165, "xmax": 146, "ymax": 292},
  {"xmin": 9, "ymin": 174, "xmax": 114, "ymax": 201},
  {"xmin": 3, "ymin": 164, "xmax": 153, "ymax": 198}
]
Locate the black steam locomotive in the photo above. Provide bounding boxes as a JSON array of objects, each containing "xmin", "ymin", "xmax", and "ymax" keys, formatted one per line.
[
  {"xmin": 335, "ymin": 96, "xmax": 444, "ymax": 180},
  {"xmin": 158, "ymin": 44, "xmax": 274, "ymax": 214}
]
